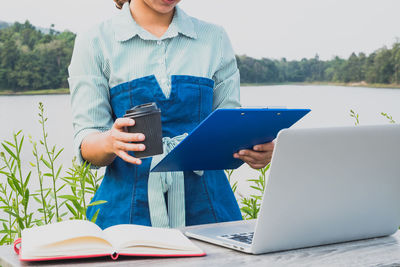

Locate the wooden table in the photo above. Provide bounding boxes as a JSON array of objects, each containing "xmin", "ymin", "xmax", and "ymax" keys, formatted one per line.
[{"xmin": 1, "ymin": 222, "xmax": 400, "ymax": 267}]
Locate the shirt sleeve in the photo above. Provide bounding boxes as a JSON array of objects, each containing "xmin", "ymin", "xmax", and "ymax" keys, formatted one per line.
[
  {"xmin": 68, "ymin": 33, "xmax": 113, "ymax": 164},
  {"xmin": 212, "ymin": 27, "xmax": 241, "ymax": 110}
]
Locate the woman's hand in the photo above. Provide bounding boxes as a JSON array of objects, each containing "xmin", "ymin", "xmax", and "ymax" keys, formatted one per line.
[
  {"xmin": 105, "ymin": 118, "xmax": 146, "ymax": 165},
  {"xmin": 81, "ymin": 118, "xmax": 146, "ymax": 166},
  {"xmin": 233, "ymin": 142, "xmax": 275, "ymax": 169}
]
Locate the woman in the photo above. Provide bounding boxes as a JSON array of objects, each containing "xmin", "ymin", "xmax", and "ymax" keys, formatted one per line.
[{"xmin": 68, "ymin": 0, "xmax": 274, "ymax": 229}]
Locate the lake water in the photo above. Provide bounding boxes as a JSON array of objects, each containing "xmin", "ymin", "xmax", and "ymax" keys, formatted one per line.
[{"xmin": 0, "ymin": 85, "xmax": 400, "ymax": 207}]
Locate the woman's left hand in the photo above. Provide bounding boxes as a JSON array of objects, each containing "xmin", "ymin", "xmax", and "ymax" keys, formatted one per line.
[{"xmin": 233, "ymin": 142, "xmax": 275, "ymax": 169}]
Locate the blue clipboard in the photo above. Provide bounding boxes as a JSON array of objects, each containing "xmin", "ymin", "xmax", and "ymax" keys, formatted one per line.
[{"xmin": 151, "ymin": 108, "xmax": 310, "ymax": 172}]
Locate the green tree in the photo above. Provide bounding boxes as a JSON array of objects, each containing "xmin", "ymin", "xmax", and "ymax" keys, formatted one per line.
[
  {"xmin": 366, "ymin": 47, "xmax": 394, "ymax": 84},
  {"xmin": 392, "ymin": 42, "xmax": 400, "ymax": 84},
  {"xmin": 0, "ymin": 21, "xmax": 76, "ymax": 91}
]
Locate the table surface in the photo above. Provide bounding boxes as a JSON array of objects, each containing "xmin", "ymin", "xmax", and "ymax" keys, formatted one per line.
[{"xmin": 1, "ymin": 220, "xmax": 400, "ymax": 267}]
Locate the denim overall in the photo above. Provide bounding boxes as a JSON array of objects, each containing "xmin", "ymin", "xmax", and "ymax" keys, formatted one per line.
[{"xmin": 87, "ymin": 75, "xmax": 242, "ymax": 229}]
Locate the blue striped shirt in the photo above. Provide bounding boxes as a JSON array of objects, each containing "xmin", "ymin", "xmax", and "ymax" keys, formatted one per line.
[{"xmin": 68, "ymin": 2, "xmax": 240, "ymax": 162}]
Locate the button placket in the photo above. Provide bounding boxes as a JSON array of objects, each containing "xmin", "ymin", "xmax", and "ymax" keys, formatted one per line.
[{"xmin": 156, "ymin": 40, "xmax": 170, "ymax": 95}]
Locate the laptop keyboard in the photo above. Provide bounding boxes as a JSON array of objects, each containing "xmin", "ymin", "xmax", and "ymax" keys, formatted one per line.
[{"xmin": 219, "ymin": 232, "xmax": 254, "ymax": 244}]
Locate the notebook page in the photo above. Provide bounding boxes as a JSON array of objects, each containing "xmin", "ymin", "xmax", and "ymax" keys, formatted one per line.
[
  {"xmin": 103, "ymin": 224, "xmax": 198, "ymax": 251},
  {"xmin": 22, "ymin": 237, "xmax": 113, "ymax": 259},
  {"xmin": 22, "ymin": 220, "xmax": 110, "ymax": 256}
]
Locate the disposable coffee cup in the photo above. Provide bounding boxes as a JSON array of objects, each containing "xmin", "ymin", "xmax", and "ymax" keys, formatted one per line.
[{"xmin": 123, "ymin": 102, "xmax": 163, "ymax": 158}]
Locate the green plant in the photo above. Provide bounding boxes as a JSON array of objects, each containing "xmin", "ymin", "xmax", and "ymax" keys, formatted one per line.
[
  {"xmin": 225, "ymin": 169, "xmax": 237, "ymax": 193},
  {"xmin": 381, "ymin": 112, "xmax": 396, "ymax": 123},
  {"xmin": 0, "ymin": 102, "xmax": 105, "ymax": 246},
  {"xmin": 0, "ymin": 131, "xmax": 34, "ymax": 239},
  {"xmin": 227, "ymin": 164, "xmax": 270, "ymax": 220},
  {"xmin": 240, "ymin": 164, "xmax": 270, "ymax": 219},
  {"xmin": 0, "ymin": 177, "xmax": 16, "ymax": 245},
  {"xmin": 29, "ymin": 135, "xmax": 53, "ymax": 225},
  {"xmin": 60, "ymin": 160, "xmax": 106, "ymax": 222},
  {"xmin": 350, "ymin": 109, "xmax": 360, "ymax": 125},
  {"xmin": 37, "ymin": 102, "xmax": 65, "ymax": 222}
]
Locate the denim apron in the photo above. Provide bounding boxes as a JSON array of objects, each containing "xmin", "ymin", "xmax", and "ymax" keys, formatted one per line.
[{"xmin": 87, "ymin": 75, "xmax": 242, "ymax": 229}]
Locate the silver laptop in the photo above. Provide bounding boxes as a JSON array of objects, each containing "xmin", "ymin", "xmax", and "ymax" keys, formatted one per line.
[{"xmin": 185, "ymin": 124, "xmax": 400, "ymax": 254}]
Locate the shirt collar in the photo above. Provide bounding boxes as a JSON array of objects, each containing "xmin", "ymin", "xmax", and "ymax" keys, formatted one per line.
[{"xmin": 113, "ymin": 2, "xmax": 197, "ymax": 42}]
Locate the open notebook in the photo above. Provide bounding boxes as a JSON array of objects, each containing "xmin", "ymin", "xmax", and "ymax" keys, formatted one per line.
[{"xmin": 14, "ymin": 220, "xmax": 205, "ymax": 261}]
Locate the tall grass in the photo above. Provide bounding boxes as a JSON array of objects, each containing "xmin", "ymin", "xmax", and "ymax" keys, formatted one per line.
[{"xmin": 0, "ymin": 103, "xmax": 105, "ymax": 245}]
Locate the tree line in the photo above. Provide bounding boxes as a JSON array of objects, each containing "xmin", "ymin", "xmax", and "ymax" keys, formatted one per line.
[
  {"xmin": 0, "ymin": 21, "xmax": 75, "ymax": 91},
  {"xmin": 237, "ymin": 44, "xmax": 400, "ymax": 85},
  {"xmin": 0, "ymin": 21, "xmax": 399, "ymax": 91}
]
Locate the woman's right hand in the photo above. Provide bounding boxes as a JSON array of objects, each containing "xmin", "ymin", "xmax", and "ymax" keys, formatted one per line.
[{"xmin": 105, "ymin": 118, "xmax": 146, "ymax": 165}]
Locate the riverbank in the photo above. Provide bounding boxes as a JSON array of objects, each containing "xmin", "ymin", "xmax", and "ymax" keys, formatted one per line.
[
  {"xmin": 0, "ymin": 88, "xmax": 69, "ymax": 96},
  {"xmin": 1, "ymin": 82, "xmax": 400, "ymax": 96},
  {"xmin": 241, "ymin": 82, "xmax": 400, "ymax": 89}
]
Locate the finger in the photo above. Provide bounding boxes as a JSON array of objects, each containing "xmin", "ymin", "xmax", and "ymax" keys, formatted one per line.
[
  {"xmin": 112, "ymin": 131, "xmax": 145, "ymax": 143},
  {"xmin": 240, "ymin": 156, "xmax": 268, "ymax": 170},
  {"xmin": 253, "ymin": 142, "xmax": 274, "ymax": 152},
  {"xmin": 235, "ymin": 153, "xmax": 266, "ymax": 169},
  {"xmin": 237, "ymin": 152, "xmax": 272, "ymax": 167},
  {"xmin": 113, "ymin": 118, "xmax": 135, "ymax": 130},
  {"xmin": 116, "ymin": 150, "xmax": 142, "ymax": 165},
  {"xmin": 115, "ymin": 141, "xmax": 145, "ymax": 152},
  {"xmin": 236, "ymin": 154, "xmax": 260, "ymax": 165},
  {"xmin": 238, "ymin": 149, "xmax": 268, "ymax": 162},
  {"xmin": 248, "ymin": 163, "xmax": 268, "ymax": 170}
]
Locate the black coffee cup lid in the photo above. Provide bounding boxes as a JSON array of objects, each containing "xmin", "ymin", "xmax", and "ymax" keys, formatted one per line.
[{"xmin": 125, "ymin": 102, "xmax": 160, "ymax": 117}]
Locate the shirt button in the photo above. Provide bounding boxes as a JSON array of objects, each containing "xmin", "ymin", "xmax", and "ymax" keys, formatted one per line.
[{"xmin": 157, "ymin": 40, "xmax": 162, "ymax": 45}]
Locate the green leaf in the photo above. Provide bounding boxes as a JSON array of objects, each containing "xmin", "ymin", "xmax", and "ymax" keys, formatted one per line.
[
  {"xmin": 18, "ymin": 135, "xmax": 24, "ymax": 154},
  {"xmin": 24, "ymin": 189, "xmax": 30, "ymax": 204},
  {"xmin": 60, "ymin": 181, "xmax": 78, "ymax": 188},
  {"xmin": 54, "ymin": 148, "xmax": 64, "ymax": 160},
  {"xmin": 16, "ymin": 217, "xmax": 24, "ymax": 230},
  {"xmin": 58, "ymin": 195, "xmax": 79, "ymax": 201},
  {"xmin": 90, "ymin": 209, "xmax": 100, "ymax": 223},
  {"xmin": 250, "ymin": 186, "xmax": 263, "ymax": 192},
  {"xmin": 71, "ymin": 200, "xmax": 84, "ymax": 214},
  {"xmin": 87, "ymin": 200, "xmax": 107, "ymax": 207},
  {"xmin": 3, "ymin": 141, "xmax": 15, "ymax": 148},
  {"xmin": 56, "ymin": 183, "xmax": 67, "ymax": 193},
  {"xmin": 241, "ymin": 207, "xmax": 254, "ymax": 216},
  {"xmin": 6, "ymin": 178, "xmax": 16, "ymax": 192},
  {"xmin": 41, "ymin": 158, "xmax": 52, "ymax": 169},
  {"xmin": 44, "ymin": 189, "xmax": 51, "ymax": 198},
  {"xmin": 231, "ymin": 181, "xmax": 238, "ymax": 193},
  {"xmin": 0, "ymin": 235, "xmax": 9, "ymax": 245},
  {"xmin": 3, "ymin": 210, "xmax": 18, "ymax": 218},
  {"xmin": 65, "ymin": 203, "xmax": 78, "ymax": 217},
  {"xmin": 1, "ymin": 144, "xmax": 17, "ymax": 161},
  {"xmin": 23, "ymin": 172, "xmax": 32, "ymax": 189},
  {"xmin": 56, "ymin": 165, "xmax": 62, "ymax": 179}
]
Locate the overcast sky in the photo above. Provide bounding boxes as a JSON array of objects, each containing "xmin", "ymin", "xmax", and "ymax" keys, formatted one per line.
[{"xmin": 1, "ymin": 0, "xmax": 400, "ymax": 60}]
